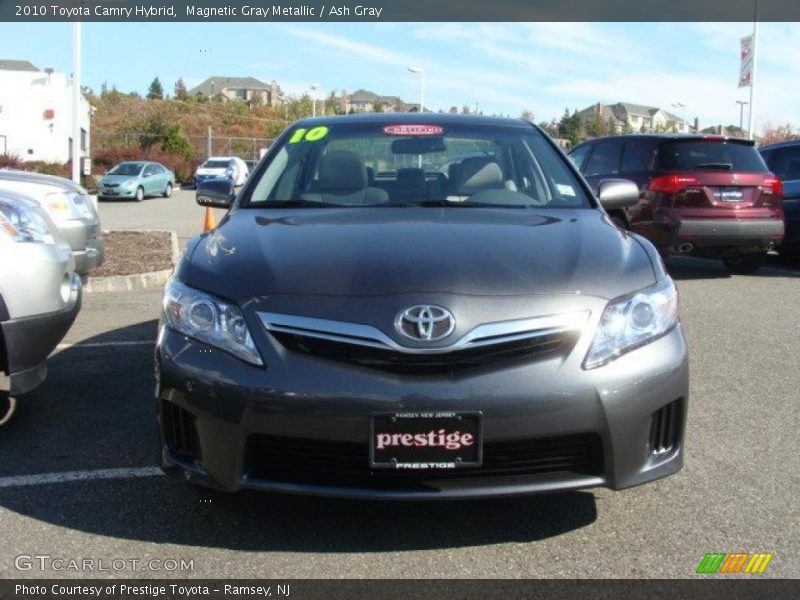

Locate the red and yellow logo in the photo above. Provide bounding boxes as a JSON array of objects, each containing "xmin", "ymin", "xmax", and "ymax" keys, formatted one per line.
[{"xmin": 696, "ymin": 552, "xmax": 773, "ymax": 574}]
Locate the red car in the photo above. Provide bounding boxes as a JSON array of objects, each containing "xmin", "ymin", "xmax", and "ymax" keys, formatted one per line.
[{"xmin": 569, "ymin": 134, "xmax": 784, "ymax": 273}]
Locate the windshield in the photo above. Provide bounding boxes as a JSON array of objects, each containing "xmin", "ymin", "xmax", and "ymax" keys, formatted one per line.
[
  {"xmin": 657, "ymin": 141, "xmax": 768, "ymax": 172},
  {"xmin": 202, "ymin": 160, "xmax": 232, "ymax": 169},
  {"xmin": 243, "ymin": 122, "xmax": 592, "ymax": 208},
  {"xmin": 109, "ymin": 163, "xmax": 144, "ymax": 176}
]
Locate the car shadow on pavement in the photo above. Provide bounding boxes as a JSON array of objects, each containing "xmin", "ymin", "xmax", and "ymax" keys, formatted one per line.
[{"xmin": 0, "ymin": 320, "xmax": 598, "ymax": 552}]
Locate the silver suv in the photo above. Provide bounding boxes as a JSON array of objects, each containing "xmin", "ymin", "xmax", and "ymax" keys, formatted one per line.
[
  {"xmin": 0, "ymin": 170, "xmax": 105, "ymax": 275},
  {"xmin": 0, "ymin": 189, "xmax": 82, "ymax": 424}
]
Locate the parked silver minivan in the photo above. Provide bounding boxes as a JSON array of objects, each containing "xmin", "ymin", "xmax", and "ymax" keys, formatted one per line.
[
  {"xmin": 0, "ymin": 170, "xmax": 105, "ymax": 275},
  {"xmin": 0, "ymin": 189, "xmax": 82, "ymax": 424}
]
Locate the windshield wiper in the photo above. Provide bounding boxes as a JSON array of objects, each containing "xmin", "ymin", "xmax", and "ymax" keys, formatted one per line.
[
  {"xmin": 257, "ymin": 200, "xmax": 335, "ymax": 208},
  {"xmin": 694, "ymin": 162, "xmax": 733, "ymax": 170}
]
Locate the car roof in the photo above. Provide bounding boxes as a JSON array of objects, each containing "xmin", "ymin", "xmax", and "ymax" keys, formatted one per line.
[
  {"xmin": 759, "ymin": 139, "xmax": 800, "ymax": 151},
  {"xmin": 573, "ymin": 133, "xmax": 755, "ymax": 148},
  {"xmin": 291, "ymin": 112, "xmax": 533, "ymax": 129},
  {"xmin": 0, "ymin": 168, "xmax": 84, "ymax": 192}
]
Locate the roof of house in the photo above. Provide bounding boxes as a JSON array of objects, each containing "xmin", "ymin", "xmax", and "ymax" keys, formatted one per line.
[
  {"xmin": 0, "ymin": 59, "xmax": 39, "ymax": 72},
  {"xmin": 578, "ymin": 102, "xmax": 688, "ymax": 125},
  {"xmin": 189, "ymin": 76, "xmax": 270, "ymax": 96}
]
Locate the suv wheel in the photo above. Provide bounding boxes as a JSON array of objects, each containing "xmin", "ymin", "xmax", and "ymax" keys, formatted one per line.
[{"xmin": 722, "ymin": 251, "xmax": 766, "ymax": 274}]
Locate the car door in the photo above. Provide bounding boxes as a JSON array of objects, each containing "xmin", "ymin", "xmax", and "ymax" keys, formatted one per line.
[
  {"xmin": 768, "ymin": 145, "xmax": 800, "ymax": 247},
  {"xmin": 154, "ymin": 164, "xmax": 169, "ymax": 192},
  {"xmin": 141, "ymin": 164, "xmax": 155, "ymax": 195}
]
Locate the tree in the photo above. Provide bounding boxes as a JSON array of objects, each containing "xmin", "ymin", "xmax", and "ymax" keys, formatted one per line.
[
  {"xmin": 558, "ymin": 108, "xmax": 582, "ymax": 145},
  {"xmin": 448, "ymin": 106, "xmax": 458, "ymax": 114},
  {"xmin": 147, "ymin": 77, "xmax": 164, "ymax": 100},
  {"xmin": 461, "ymin": 104, "xmax": 471, "ymax": 115},
  {"xmin": 161, "ymin": 124, "xmax": 194, "ymax": 160},
  {"xmin": 760, "ymin": 121, "xmax": 800, "ymax": 145},
  {"xmin": 373, "ymin": 101, "xmax": 385, "ymax": 113},
  {"xmin": 520, "ymin": 109, "xmax": 535, "ymax": 122},
  {"xmin": 174, "ymin": 78, "xmax": 189, "ymax": 101}
]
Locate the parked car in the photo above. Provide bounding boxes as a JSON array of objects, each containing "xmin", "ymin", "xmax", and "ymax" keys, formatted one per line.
[
  {"xmin": 0, "ymin": 189, "xmax": 82, "ymax": 424},
  {"xmin": 194, "ymin": 156, "xmax": 248, "ymax": 187},
  {"xmin": 569, "ymin": 134, "xmax": 784, "ymax": 273},
  {"xmin": 759, "ymin": 140, "xmax": 800, "ymax": 257},
  {"xmin": 156, "ymin": 114, "xmax": 688, "ymax": 499},
  {"xmin": 97, "ymin": 161, "xmax": 175, "ymax": 202},
  {"xmin": 0, "ymin": 170, "xmax": 105, "ymax": 275}
]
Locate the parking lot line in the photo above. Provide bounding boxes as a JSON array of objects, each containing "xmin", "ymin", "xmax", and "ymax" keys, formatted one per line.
[
  {"xmin": 0, "ymin": 467, "xmax": 164, "ymax": 489},
  {"xmin": 56, "ymin": 341, "xmax": 154, "ymax": 350}
]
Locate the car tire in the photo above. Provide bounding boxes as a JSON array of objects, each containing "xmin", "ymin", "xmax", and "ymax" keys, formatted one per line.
[
  {"xmin": 163, "ymin": 183, "xmax": 173, "ymax": 198},
  {"xmin": 722, "ymin": 251, "xmax": 766, "ymax": 274},
  {"xmin": 135, "ymin": 187, "xmax": 144, "ymax": 202},
  {"xmin": 0, "ymin": 392, "xmax": 17, "ymax": 427}
]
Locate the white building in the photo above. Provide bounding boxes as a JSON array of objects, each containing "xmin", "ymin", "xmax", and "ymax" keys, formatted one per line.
[{"xmin": 0, "ymin": 59, "xmax": 91, "ymax": 164}]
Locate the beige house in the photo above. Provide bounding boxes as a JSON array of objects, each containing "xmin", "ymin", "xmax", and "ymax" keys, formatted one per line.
[
  {"xmin": 189, "ymin": 76, "xmax": 284, "ymax": 107},
  {"xmin": 577, "ymin": 102, "xmax": 691, "ymax": 134}
]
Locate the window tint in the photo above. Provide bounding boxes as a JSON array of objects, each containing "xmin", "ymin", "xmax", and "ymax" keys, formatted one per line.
[
  {"xmin": 584, "ymin": 141, "xmax": 623, "ymax": 177},
  {"xmin": 568, "ymin": 144, "xmax": 590, "ymax": 171},
  {"xmin": 771, "ymin": 146, "xmax": 800, "ymax": 181},
  {"xmin": 656, "ymin": 141, "xmax": 767, "ymax": 172},
  {"xmin": 621, "ymin": 144, "xmax": 645, "ymax": 173}
]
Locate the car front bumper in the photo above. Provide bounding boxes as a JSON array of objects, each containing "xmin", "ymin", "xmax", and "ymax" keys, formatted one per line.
[
  {"xmin": 98, "ymin": 186, "xmax": 138, "ymax": 199},
  {"xmin": 57, "ymin": 218, "xmax": 105, "ymax": 275},
  {"xmin": 156, "ymin": 323, "xmax": 689, "ymax": 500},
  {"xmin": 1, "ymin": 273, "xmax": 81, "ymax": 396}
]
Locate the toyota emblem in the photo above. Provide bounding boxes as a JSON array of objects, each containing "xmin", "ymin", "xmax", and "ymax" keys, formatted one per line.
[{"xmin": 394, "ymin": 305, "xmax": 455, "ymax": 342}]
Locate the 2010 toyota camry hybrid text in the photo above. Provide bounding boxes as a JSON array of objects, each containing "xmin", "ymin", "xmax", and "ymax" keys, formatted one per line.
[{"xmin": 156, "ymin": 114, "xmax": 688, "ymax": 499}]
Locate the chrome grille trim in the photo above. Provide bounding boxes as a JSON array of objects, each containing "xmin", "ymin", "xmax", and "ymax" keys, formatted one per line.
[{"xmin": 258, "ymin": 310, "xmax": 589, "ymax": 355}]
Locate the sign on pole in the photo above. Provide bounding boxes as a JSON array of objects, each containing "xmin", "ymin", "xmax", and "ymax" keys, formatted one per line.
[{"xmin": 738, "ymin": 34, "xmax": 753, "ymax": 88}]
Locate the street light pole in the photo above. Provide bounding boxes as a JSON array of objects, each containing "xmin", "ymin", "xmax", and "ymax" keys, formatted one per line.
[
  {"xmin": 310, "ymin": 83, "xmax": 319, "ymax": 117},
  {"xmin": 736, "ymin": 100, "xmax": 749, "ymax": 131},
  {"xmin": 407, "ymin": 66, "xmax": 424, "ymax": 113}
]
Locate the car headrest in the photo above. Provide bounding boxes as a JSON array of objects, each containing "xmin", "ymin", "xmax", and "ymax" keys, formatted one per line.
[
  {"xmin": 396, "ymin": 168, "xmax": 428, "ymax": 196},
  {"xmin": 456, "ymin": 156, "xmax": 504, "ymax": 195},
  {"xmin": 318, "ymin": 150, "xmax": 367, "ymax": 191}
]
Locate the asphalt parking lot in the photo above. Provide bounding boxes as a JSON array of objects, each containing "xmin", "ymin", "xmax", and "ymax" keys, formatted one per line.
[{"xmin": 1, "ymin": 190, "xmax": 799, "ymax": 578}]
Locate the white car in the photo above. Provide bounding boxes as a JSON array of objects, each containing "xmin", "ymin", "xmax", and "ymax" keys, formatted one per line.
[{"xmin": 194, "ymin": 156, "xmax": 249, "ymax": 187}]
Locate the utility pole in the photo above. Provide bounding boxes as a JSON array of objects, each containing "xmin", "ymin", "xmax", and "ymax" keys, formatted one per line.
[
  {"xmin": 207, "ymin": 126, "xmax": 212, "ymax": 158},
  {"xmin": 748, "ymin": 0, "xmax": 759, "ymax": 139}
]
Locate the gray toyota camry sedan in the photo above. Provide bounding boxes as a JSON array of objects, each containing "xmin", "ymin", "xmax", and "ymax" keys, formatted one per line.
[{"xmin": 156, "ymin": 114, "xmax": 688, "ymax": 499}]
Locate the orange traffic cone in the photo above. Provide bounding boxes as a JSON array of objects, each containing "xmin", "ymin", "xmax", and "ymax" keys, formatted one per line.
[{"xmin": 203, "ymin": 206, "xmax": 216, "ymax": 232}]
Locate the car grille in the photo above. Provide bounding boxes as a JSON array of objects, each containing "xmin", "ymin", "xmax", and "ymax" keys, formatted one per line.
[
  {"xmin": 245, "ymin": 433, "xmax": 603, "ymax": 489},
  {"xmin": 103, "ymin": 183, "xmax": 120, "ymax": 188},
  {"xmin": 273, "ymin": 330, "xmax": 578, "ymax": 374},
  {"xmin": 259, "ymin": 311, "xmax": 587, "ymax": 374},
  {"xmin": 649, "ymin": 398, "xmax": 683, "ymax": 456},
  {"xmin": 161, "ymin": 401, "xmax": 201, "ymax": 461}
]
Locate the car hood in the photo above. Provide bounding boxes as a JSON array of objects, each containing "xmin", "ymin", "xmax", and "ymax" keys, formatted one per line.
[{"xmin": 182, "ymin": 207, "xmax": 657, "ymax": 302}]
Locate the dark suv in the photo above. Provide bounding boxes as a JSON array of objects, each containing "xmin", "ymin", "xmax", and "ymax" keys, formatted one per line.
[
  {"xmin": 569, "ymin": 135, "xmax": 784, "ymax": 273},
  {"xmin": 759, "ymin": 140, "xmax": 800, "ymax": 257}
]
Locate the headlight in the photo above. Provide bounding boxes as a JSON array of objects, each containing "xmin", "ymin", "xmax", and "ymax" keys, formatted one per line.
[
  {"xmin": 0, "ymin": 197, "xmax": 56, "ymax": 244},
  {"xmin": 123, "ymin": 179, "xmax": 136, "ymax": 188},
  {"xmin": 44, "ymin": 192, "xmax": 95, "ymax": 221},
  {"xmin": 584, "ymin": 278, "xmax": 678, "ymax": 369},
  {"xmin": 163, "ymin": 279, "xmax": 263, "ymax": 366}
]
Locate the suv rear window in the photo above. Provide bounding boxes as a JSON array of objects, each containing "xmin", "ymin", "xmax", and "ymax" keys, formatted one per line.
[{"xmin": 656, "ymin": 141, "xmax": 767, "ymax": 172}]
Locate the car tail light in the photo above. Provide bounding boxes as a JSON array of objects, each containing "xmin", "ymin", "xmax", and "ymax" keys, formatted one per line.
[
  {"xmin": 761, "ymin": 175, "xmax": 783, "ymax": 197},
  {"xmin": 648, "ymin": 174, "xmax": 701, "ymax": 194}
]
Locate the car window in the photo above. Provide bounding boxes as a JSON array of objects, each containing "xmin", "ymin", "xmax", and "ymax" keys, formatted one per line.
[
  {"xmin": 568, "ymin": 144, "xmax": 591, "ymax": 171},
  {"xmin": 584, "ymin": 141, "xmax": 623, "ymax": 177},
  {"xmin": 202, "ymin": 160, "xmax": 230, "ymax": 169},
  {"xmin": 109, "ymin": 163, "xmax": 144, "ymax": 176},
  {"xmin": 621, "ymin": 144, "xmax": 646, "ymax": 174},
  {"xmin": 771, "ymin": 146, "xmax": 800, "ymax": 181},
  {"xmin": 656, "ymin": 141, "xmax": 768, "ymax": 172},
  {"xmin": 246, "ymin": 122, "xmax": 593, "ymax": 209}
]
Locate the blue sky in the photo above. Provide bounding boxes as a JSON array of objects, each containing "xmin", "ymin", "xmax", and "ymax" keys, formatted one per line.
[{"xmin": 1, "ymin": 22, "xmax": 798, "ymax": 131}]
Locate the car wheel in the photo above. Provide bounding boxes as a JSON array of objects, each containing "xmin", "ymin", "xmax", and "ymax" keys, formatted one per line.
[
  {"xmin": 722, "ymin": 251, "xmax": 766, "ymax": 274},
  {"xmin": 0, "ymin": 392, "xmax": 17, "ymax": 427},
  {"xmin": 163, "ymin": 182, "xmax": 173, "ymax": 198},
  {"xmin": 135, "ymin": 187, "xmax": 144, "ymax": 202}
]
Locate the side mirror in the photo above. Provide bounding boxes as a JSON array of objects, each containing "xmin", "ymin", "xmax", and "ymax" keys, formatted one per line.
[
  {"xmin": 197, "ymin": 179, "xmax": 235, "ymax": 208},
  {"xmin": 597, "ymin": 179, "xmax": 640, "ymax": 209}
]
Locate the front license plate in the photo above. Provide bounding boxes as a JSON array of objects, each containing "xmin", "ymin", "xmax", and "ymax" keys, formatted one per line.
[{"xmin": 370, "ymin": 412, "xmax": 482, "ymax": 469}]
